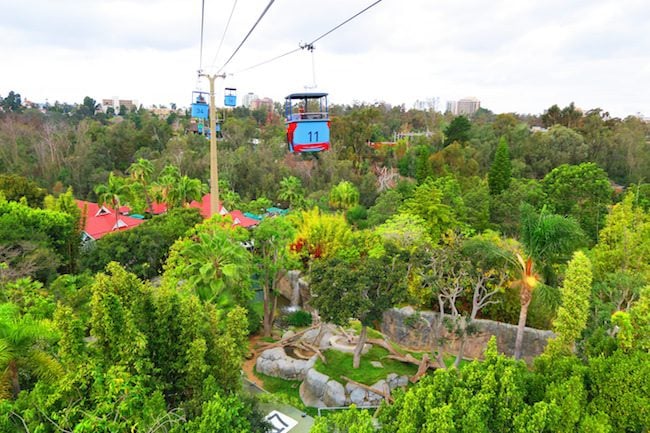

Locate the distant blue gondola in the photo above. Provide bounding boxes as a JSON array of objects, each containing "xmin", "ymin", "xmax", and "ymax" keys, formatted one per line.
[
  {"xmin": 191, "ymin": 91, "xmax": 209, "ymax": 119},
  {"xmin": 284, "ymin": 92, "xmax": 330, "ymax": 153},
  {"xmin": 224, "ymin": 88, "xmax": 237, "ymax": 107}
]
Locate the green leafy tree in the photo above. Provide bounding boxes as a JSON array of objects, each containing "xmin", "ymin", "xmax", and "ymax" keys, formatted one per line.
[
  {"xmin": 399, "ymin": 178, "xmax": 457, "ymax": 242},
  {"xmin": 94, "ymin": 171, "xmax": 130, "ymax": 227},
  {"xmin": 80, "ymin": 207, "xmax": 203, "ymax": 279},
  {"xmin": 310, "ymin": 252, "xmax": 407, "ymax": 368},
  {"xmin": 278, "ymin": 175, "xmax": 305, "ymax": 209},
  {"xmin": 329, "ymin": 180, "xmax": 360, "ymax": 211},
  {"xmin": 0, "ymin": 174, "xmax": 46, "ymax": 207},
  {"xmin": 312, "ymin": 404, "xmax": 375, "ymax": 433},
  {"xmin": 542, "ymin": 163, "xmax": 612, "ymax": 242},
  {"xmin": 0, "ymin": 303, "xmax": 61, "ymax": 399},
  {"xmin": 443, "ymin": 115, "xmax": 471, "ymax": 146},
  {"xmin": 592, "ymin": 194, "xmax": 650, "ymax": 310},
  {"xmin": 252, "ymin": 217, "xmax": 298, "ymax": 337},
  {"xmin": 488, "ymin": 137, "xmax": 512, "ymax": 195},
  {"xmin": 0, "ymin": 91, "xmax": 22, "ymax": 112},
  {"xmin": 163, "ymin": 217, "xmax": 253, "ymax": 306},
  {"xmin": 545, "ymin": 251, "xmax": 592, "ymax": 356},
  {"xmin": 126, "ymin": 157, "xmax": 155, "ymax": 213}
]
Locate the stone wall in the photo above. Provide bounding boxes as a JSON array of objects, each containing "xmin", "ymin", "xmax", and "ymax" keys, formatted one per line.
[{"xmin": 381, "ymin": 307, "xmax": 555, "ymax": 363}]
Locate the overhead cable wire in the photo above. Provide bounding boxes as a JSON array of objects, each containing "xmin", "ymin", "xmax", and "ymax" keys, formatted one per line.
[
  {"xmin": 308, "ymin": 0, "xmax": 383, "ymax": 46},
  {"xmin": 233, "ymin": 0, "xmax": 384, "ymax": 75},
  {"xmin": 198, "ymin": 0, "xmax": 206, "ymax": 71},
  {"xmin": 217, "ymin": 0, "xmax": 276, "ymax": 73},
  {"xmin": 209, "ymin": 0, "xmax": 238, "ymax": 70}
]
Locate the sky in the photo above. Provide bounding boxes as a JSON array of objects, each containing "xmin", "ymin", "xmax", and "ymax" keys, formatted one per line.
[{"xmin": 1, "ymin": 0, "xmax": 648, "ymax": 117}]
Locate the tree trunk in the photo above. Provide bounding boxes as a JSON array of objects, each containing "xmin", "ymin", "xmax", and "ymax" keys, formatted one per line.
[
  {"xmin": 262, "ymin": 288, "xmax": 276, "ymax": 338},
  {"xmin": 514, "ymin": 293, "xmax": 532, "ymax": 360},
  {"xmin": 353, "ymin": 325, "xmax": 368, "ymax": 369},
  {"xmin": 9, "ymin": 359, "xmax": 20, "ymax": 399},
  {"xmin": 454, "ymin": 318, "xmax": 467, "ymax": 368}
]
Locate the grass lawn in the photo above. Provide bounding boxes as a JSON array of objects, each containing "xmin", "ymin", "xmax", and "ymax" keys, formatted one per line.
[
  {"xmin": 315, "ymin": 346, "xmax": 418, "ymax": 385},
  {"xmin": 253, "ymin": 368, "xmax": 319, "ymax": 417}
]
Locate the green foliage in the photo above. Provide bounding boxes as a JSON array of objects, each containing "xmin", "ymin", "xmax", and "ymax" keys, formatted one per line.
[
  {"xmin": 444, "ymin": 116, "xmax": 471, "ymax": 146},
  {"xmin": 329, "ymin": 180, "xmax": 360, "ymax": 211},
  {"xmin": 310, "ymin": 253, "xmax": 408, "ymax": 328},
  {"xmin": 545, "ymin": 251, "xmax": 592, "ymax": 356},
  {"xmin": 285, "ymin": 309, "xmax": 312, "ymax": 327},
  {"xmin": 290, "ymin": 207, "xmax": 354, "ymax": 264},
  {"xmin": 81, "ymin": 207, "xmax": 203, "ymax": 279},
  {"xmin": 178, "ymin": 392, "xmax": 269, "ymax": 433},
  {"xmin": 542, "ymin": 162, "xmax": 612, "ymax": 242},
  {"xmin": 163, "ymin": 216, "xmax": 253, "ymax": 306},
  {"xmin": 400, "ymin": 178, "xmax": 458, "ymax": 241},
  {"xmin": 0, "ymin": 174, "xmax": 46, "ymax": 207},
  {"xmin": 312, "ymin": 405, "xmax": 375, "ymax": 433},
  {"xmin": 0, "ymin": 199, "xmax": 76, "ymax": 280},
  {"xmin": 488, "ymin": 137, "xmax": 512, "ymax": 195}
]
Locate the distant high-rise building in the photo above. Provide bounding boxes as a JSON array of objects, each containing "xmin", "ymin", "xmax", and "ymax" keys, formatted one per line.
[
  {"xmin": 243, "ymin": 92, "xmax": 258, "ymax": 108},
  {"xmin": 446, "ymin": 97, "xmax": 480, "ymax": 115},
  {"xmin": 414, "ymin": 97, "xmax": 439, "ymax": 111}
]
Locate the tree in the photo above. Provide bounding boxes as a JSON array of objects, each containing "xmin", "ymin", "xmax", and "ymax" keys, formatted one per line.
[
  {"xmin": 94, "ymin": 172, "xmax": 130, "ymax": 227},
  {"xmin": 543, "ymin": 163, "xmax": 612, "ymax": 242},
  {"xmin": 329, "ymin": 180, "xmax": 360, "ymax": 211},
  {"xmin": 0, "ymin": 91, "xmax": 22, "ymax": 112},
  {"xmin": 443, "ymin": 115, "xmax": 471, "ymax": 146},
  {"xmin": 399, "ymin": 178, "xmax": 457, "ymax": 242},
  {"xmin": 513, "ymin": 205, "xmax": 585, "ymax": 359},
  {"xmin": 311, "ymin": 405, "xmax": 375, "ymax": 433},
  {"xmin": 310, "ymin": 252, "xmax": 408, "ymax": 368},
  {"xmin": 488, "ymin": 137, "xmax": 512, "ymax": 195},
  {"xmin": 163, "ymin": 217, "xmax": 253, "ymax": 306},
  {"xmin": 252, "ymin": 217, "xmax": 298, "ymax": 337},
  {"xmin": 127, "ymin": 158, "xmax": 155, "ymax": 214},
  {"xmin": 0, "ymin": 174, "xmax": 46, "ymax": 207},
  {"xmin": 289, "ymin": 208, "xmax": 354, "ymax": 265},
  {"xmin": 545, "ymin": 251, "xmax": 592, "ymax": 356},
  {"xmin": 0, "ymin": 303, "xmax": 61, "ymax": 398},
  {"xmin": 278, "ymin": 176, "xmax": 305, "ymax": 209}
]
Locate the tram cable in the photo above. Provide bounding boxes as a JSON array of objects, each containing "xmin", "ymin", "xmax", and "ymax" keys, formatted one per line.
[
  {"xmin": 209, "ymin": 0, "xmax": 238, "ymax": 70},
  {"xmin": 198, "ymin": 0, "xmax": 206, "ymax": 71},
  {"xmin": 233, "ymin": 0, "xmax": 384, "ymax": 75},
  {"xmin": 216, "ymin": 0, "xmax": 276, "ymax": 74}
]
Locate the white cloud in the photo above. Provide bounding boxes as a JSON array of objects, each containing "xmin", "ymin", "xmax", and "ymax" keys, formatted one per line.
[{"xmin": 0, "ymin": 0, "xmax": 648, "ymax": 117}]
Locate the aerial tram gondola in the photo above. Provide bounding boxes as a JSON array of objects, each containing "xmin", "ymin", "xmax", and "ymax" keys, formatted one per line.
[
  {"xmin": 224, "ymin": 87, "xmax": 237, "ymax": 107},
  {"xmin": 284, "ymin": 92, "xmax": 330, "ymax": 153},
  {"xmin": 190, "ymin": 91, "xmax": 209, "ymax": 135}
]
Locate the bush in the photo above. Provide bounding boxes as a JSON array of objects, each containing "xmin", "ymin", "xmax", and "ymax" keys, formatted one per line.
[{"xmin": 285, "ymin": 309, "xmax": 312, "ymax": 327}]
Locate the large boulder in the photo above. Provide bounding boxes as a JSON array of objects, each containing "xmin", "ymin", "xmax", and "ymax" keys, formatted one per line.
[
  {"xmin": 323, "ymin": 380, "xmax": 347, "ymax": 407},
  {"xmin": 255, "ymin": 347, "xmax": 316, "ymax": 380}
]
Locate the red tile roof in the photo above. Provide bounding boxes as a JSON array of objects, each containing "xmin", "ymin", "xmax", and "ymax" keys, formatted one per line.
[
  {"xmin": 76, "ymin": 200, "xmax": 146, "ymax": 240},
  {"xmin": 228, "ymin": 210, "xmax": 261, "ymax": 228},
  {"xmin": 188, "ymin": 194, "xmax": 228, "ymax": 219}
]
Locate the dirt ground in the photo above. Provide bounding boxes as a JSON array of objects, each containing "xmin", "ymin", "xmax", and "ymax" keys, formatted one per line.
[{"xmin": 242, "ymin": 334, "xmax": 266, "ymax": 388}]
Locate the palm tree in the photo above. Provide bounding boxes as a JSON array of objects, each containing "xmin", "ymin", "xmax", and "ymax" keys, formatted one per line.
[
  {"xmin": 127, "ymin": 158, "xmax": 155, "ymax": 213},
  {"xmin": 0, "ymin": 303, "xmax": 62, "ymax": 398},
  {"xmin": 278, "ymin": 176, "xmax": 305, "ymax": 209},
  {"xmin": 168, "ymin": 229, "xmax": 252, "ymax": 305},
  {"xmin": 172, "ymin": 175, "xmax": 205, "ymax": 208},
  {"xmin": 94, "ymin": 172, "xmax": 130, "ymax": 227},
  {"xmin": 151, "ymin": 165, "xmax": 181, "ymax": 209},
  {"xmin": 512, "ymin": 205, "xmax": 585, "ymax": 359}
]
